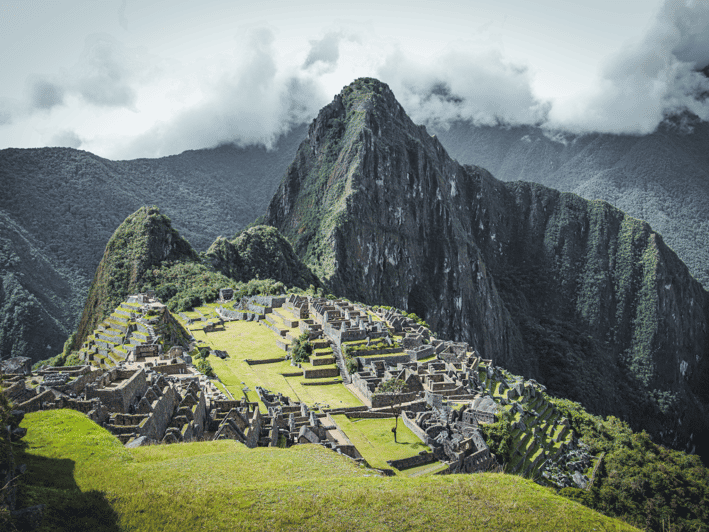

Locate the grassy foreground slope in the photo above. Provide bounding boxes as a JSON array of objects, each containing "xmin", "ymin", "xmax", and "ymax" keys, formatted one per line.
[{"xmin": 16, "ymin": 410, "xmax": 637, "ymax": 532}]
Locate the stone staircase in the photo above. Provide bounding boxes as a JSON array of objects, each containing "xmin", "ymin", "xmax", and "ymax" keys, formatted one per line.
[{"xmin": 78, "ymin": 300, "xmax": 148, "ymax": 368}]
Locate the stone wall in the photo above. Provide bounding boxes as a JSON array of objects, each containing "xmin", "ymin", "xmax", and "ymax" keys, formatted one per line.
[
  {"xmin": 152, "ymin": 362, "xmax": 187, "ymax": 375},
  {"xmin": 275, "ymin": 338, "xmax": 289, "ymax": 351},
  {"xmin": 370, "ymin": 391, "xmax": 419, "ymax": 409},
  {"xmin": 245, "ymin": 357, "xmax": 287, "ymax": 365},
  {"xmin": 138, "ymin": 385, "xmax": 178, "ymax": 440},
  {"xmin": 387, "ymin": 452, "xmax": 435, "ymax": 471},
  {"xmin": 191, "ymin": 390, "xmax": 207, "ymax": 439},
  {"xmin": 86, "ymin": 369, "xmax": 148, "ymax": 413},
  {"xmin": 17, "ymin": 389, "xmax": 59, "ymax": 413},
  {"xmin": 245, "ymin": 408, "xmax": 261, "ymax": 448},
  {"xmin": 401, "ymin": 411, "xmax": 428, "ymax": 443},
  {"xmin": 56, "ymin": 368, "xmax": 105, "ymax": 395},
  {"xmin": 251, "ymin": 295, "xmax": 286, "ymax": 308},
  {"xmin": 355, "ymin": 353, "xmax": 411, "ymax": 367},
  {"xmin": 303, "ymin": 367, "xmax": 340, "ymax": 379},
  {"xmin": 345, "ymin": 411, "xmax": 395, "ymax": 419},
  {"xmin": 347, "ymin": 347, "xmax": 401, "ymax": 357},
  {"xmin": 263, "ymin": 320, "xmax": 287, "ymax": 337}
]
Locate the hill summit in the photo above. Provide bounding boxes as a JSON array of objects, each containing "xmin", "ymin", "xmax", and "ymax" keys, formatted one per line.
[
  {"xmin": 266, "ymin": 77, "xmax": 709, "ymax": 459},
  {"xmin": 73, "ymin": 206, "xmax": 198, "ymax": 350}
]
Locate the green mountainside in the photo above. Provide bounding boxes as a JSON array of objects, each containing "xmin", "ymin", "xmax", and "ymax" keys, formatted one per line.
[
  {"xmin": 265, "ymin": 78, "xmax": 709, "ymax": 460},
  {"xmin": 431, "ymin": 116, "xmax": 709, "ymax": 289},
  {"xmin": 71, "ymin": 208, "xmax": 319, "ymax": 353},
  {"xmin": 73, "ymin": 206, "xmax": 198, "ymax": 351},
  {"xmin": 205, "ymin": 225, "xmax": 320, "ymax": 288},
  {"xmin": 0, "ymin": 127, "xmax": 304, "ymax": 361},
  {"xmin": 10, "ymin": 409, "xmax": 640, "ymax": 532},
  {"xmin": 0, "ymin": 212, "xmax": 83, "ymax": 359}
]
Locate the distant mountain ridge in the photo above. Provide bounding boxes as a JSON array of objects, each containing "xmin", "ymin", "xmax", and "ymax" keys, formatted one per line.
[
  {"xmin": 431, "ymin": 116, "xmax": 709, "ymax": 289},
  {"xmin": 266, "ymin": 77, "xmax": 709, "ymax": 459}
]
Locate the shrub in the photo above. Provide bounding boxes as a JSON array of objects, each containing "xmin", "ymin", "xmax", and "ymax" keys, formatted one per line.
[
  {"xmin": 196, "ymin": 358, "xmax": 215, "ymax": 378},
  {"xmin": 291, "ymin": 333, "xmax": 313, "ymax": 364},
  {"xmin": 345, "ymin": 357, "xmax": 359, "ymax": 374}
]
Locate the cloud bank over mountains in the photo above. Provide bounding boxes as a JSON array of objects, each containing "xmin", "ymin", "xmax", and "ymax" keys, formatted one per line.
[
  {"xmin": 1, "ymin": 0, "xmax": 708, "ymax": 159},
  {"xmin": 547, "ymin": 0, "xmax": 709, "ymax": 134}
]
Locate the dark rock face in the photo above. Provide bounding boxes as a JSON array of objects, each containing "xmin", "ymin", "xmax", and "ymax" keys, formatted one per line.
[
  {"xmin": 266, "ymin": 78, "xmax": 709, "ymax": 459},
  {"xmin": 431, "ymin": 117, "xmax": 709, "ymax": 290}
]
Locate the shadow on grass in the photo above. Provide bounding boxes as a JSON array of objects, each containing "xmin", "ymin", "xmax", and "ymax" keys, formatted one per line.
[{"xmin": 15, "ymin": 447, "xmax": 122, "ymax": 532}]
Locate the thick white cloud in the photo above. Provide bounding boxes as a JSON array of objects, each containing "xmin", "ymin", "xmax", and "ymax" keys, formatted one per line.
[
  {"xmin": 547, "ymin": 0, "xmax": 709, "ymax": 133},
  {"xmin": 303, "ymin": 32, "xmax": 342, "ymax": 71},
  {"xmin": 378, "ymin": 48, "xmax": 549, "ymax": 128},
  {"xmin": 1, "ymin": 0, "xmax": 708, "ymax": 158},
  {"xmin": 21, "ymin": 33, "xmax": 150, "ymax": 115},
  {"xmin": 26, "ymin": 77, "xmax": 65, "ymax": 110},
  {"xmin": 70, "ymin": 33, "xmax": 140, "ymax": 108},
  {"xmin": 118, "ymin": 28, "xmax": 330, "ymax": 158}
]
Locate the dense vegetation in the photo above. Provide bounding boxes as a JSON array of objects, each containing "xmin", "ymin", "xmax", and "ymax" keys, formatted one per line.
[
  {"xmin": 72, "ymin": 206, "xmax": 198, "ymax": 351},
  {"xmin": 481, "ymin": 394, "xmax": 709, "ymax": 531},
  {"xmin": 291, "ymin": 332, "xmax": 313, "ymax": 364},
  {"xmin": 432, "ymin": 118, "xmax": 709, "ymax": 290},
  {"xmin": 141, "ymin": 261, "xmax": 235, "ymax": 313},
  {"xmin": 552, "ymin": 398, "xmax": 709, "ymax": 531},
  {"xmin": 205, "ymin": 225, "xmax": 320, "ymax": 290},
  {"xmin": 0, "ymin": 215, "xmax": 84, "ymax": 362}
]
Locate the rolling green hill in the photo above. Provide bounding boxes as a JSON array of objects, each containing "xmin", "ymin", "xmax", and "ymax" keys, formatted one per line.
[{"xmin": 13, "ymin": 409, "xmax": 639, "ymax": 532}]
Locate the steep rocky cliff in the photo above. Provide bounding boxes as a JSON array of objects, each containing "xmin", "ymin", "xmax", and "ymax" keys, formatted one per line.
[
  {"xmin": 73, "ymin": 206, "xmax": 197, "ymax": 350},
  {"xmin": 266, "ymin": 78, "xmax": 709, "ymax": 459},
  {"xmin": 431, "ymin": 116, "xmax": 709, "ymax": 289}
]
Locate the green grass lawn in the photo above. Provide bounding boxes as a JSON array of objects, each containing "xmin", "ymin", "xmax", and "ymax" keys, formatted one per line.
[
  {"xmin": 193, "ymin": 321, "xmax": 362, "ymax": 409},
  {"xmin": 331, "ymin": 415, "xmax": 429, "ymax": 473},
  {"xmin": 14, "ymin": 409, "xmax": 639, "ymax": 532}
]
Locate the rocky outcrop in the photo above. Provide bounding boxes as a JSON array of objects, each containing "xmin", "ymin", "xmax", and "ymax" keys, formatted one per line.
[
  {"xmin": 266, "ymin": 78, "xmax": 709, "ymax": 460},
  {"xmin": 205, "ymin": 225, "xmax": 319, "ymax": 289}
]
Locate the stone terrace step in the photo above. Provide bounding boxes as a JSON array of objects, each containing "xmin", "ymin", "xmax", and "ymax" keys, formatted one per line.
[
  {"xmin": 310, "ymin": 356, "xmax": 336, "ymax": 366},
  {"xmin": 303, "ymin": 366, "xmax": 340, "ymax": 379}
]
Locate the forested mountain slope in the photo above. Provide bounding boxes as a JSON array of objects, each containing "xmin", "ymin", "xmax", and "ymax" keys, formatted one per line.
[
  {"xmin": 432, "ymin": 116, "xmax": 709, "ymax": 289},
  {"xmin": 0, "ymin": 126, "xmax": 304, "ymax": 360}
]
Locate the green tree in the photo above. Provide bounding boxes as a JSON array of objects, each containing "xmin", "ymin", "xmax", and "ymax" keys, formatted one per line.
[
  {"xmin": 291, "ymin": 333, "xmax": 313, "ymax": 364},
  {"xmin": 376, "ymin": 378, "xmax": 406, "ymax": 443}
]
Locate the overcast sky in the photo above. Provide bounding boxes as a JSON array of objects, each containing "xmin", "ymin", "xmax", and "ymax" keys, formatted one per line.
[{"xmin": 1, "ymin": 0, "xmax": 708, "ymax": 159}]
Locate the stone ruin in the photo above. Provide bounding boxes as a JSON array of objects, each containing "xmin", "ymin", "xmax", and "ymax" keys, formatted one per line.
[
  {"xmin": 0, "ymin": 292, "xmax": 588, "ymax": 483},
  {"xmin": 349, "ymin": 350, "xmax": 500, "ymax": 474},
  {"xmin": 1, "ymin": 361, "xmax": 221, "ymax": 446}
]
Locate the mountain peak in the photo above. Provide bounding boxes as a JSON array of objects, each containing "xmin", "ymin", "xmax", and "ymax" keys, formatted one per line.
[
  {"xmin": 266, "ymin": 77, "xmax": 442, "ymax": 283},
  {"xmin": 72, "ymin": 206, "xmax": 197, "ymax": 350},
  {"xmin": 266, "ymin": 80, "xmax": 709, "ymax": 456}
]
